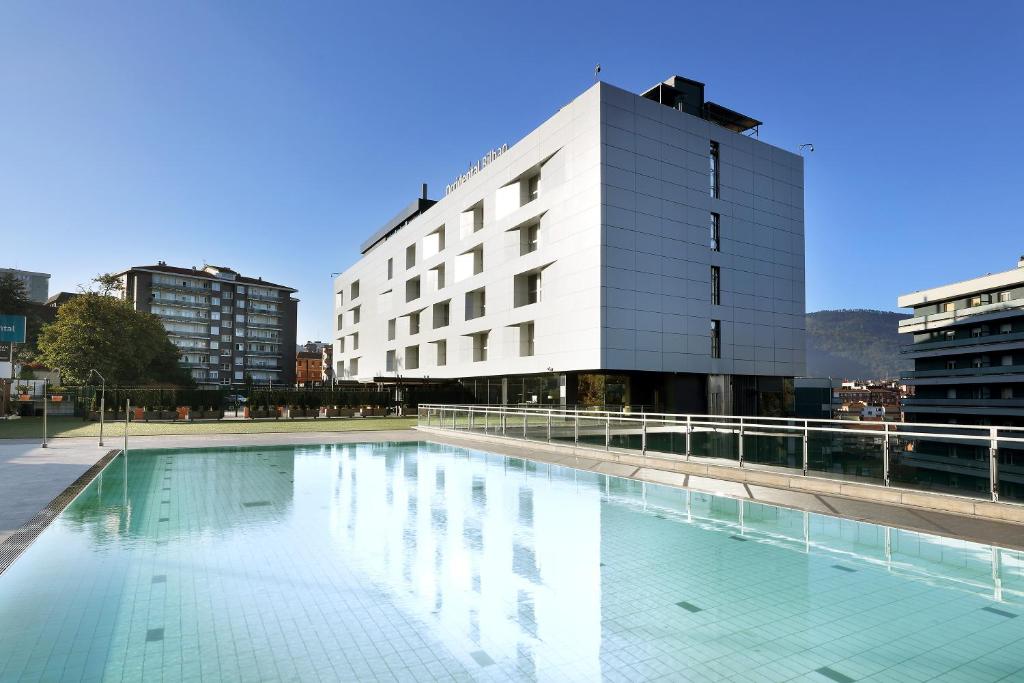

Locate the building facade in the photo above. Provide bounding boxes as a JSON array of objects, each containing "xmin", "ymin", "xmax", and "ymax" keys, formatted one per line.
[
  {"xmin": 333, "ymin": 76, "xmax": 805, "ymax": 414},
  {"xmin": 118, "ymin": 263, "xmax": 298, "ymax": 386},
  {"xmin": 296, "ymin": 341, "xmax": 328, "ymax": 385},
  {"xmin": 898, "ymin": 257, "xmax": 1024, "ymax": 498},
  {"xmin": 1, "ymin": 268, "xmax": 50, "ymax": 303}
]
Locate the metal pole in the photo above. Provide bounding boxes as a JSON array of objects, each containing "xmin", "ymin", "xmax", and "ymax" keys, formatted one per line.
[
  {"xmin": 685, "ymin": 415, "xmax": 692, "ymax": 460},
  {"xmin": 641, "ymin": 415, "xmax": 647, "ymax": 456},
  {"xmin": 546, "ymin": 410, "xmax": 551, "ymax": 442},
  {"xmin": 605, "ymin": 415, "xmax": 610, "ymax": 450},
  {"xmin": 737, "ymin": 417, "xmax": 744, "ymax": 467},
  {"xmin": 523, "ymin": 412, "xmax": 527, "ymax": 439},
  {"xmin": 124, "ymin": 398, "xmax": 130, "ymax": 454},
  {"xmin": 882, "ymin": 423, "xmax": 891, "ymax": 487},
  {"xmin": 99, "ymin": 380, "xmax": 105, "ymax": 447},
  {"xmin": 574, "ymin": 410, "xmax": 579, "ymax": 445},
  {"xmin": 990, "ymin": 427, "xmax": 999, "ymax": 502},
  {"xmin": 801, "ymin": 420, "xmax": 809, "ymax": 476},
  {"xmin": 41, "ymin": 377, "xmax": 48, "ymax": 448}
]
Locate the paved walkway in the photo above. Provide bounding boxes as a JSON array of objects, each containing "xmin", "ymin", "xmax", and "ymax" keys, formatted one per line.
[{"xmin": 3, "ymin": 428, "xmax": 1023, "ymax": 551}]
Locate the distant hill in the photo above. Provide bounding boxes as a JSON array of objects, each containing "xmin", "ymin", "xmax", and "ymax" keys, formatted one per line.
[{"xmin": 805, "ymin": 309, "xmax": 911, "ymax": 380}]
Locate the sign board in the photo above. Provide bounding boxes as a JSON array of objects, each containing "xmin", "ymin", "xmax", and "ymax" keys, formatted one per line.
[
  {"xmin": 0, "ymin": 341, "xmax": 10, "ymax": 357},
  {"xmin": 0, "ymin": 315, "xmax": 26, "ymax": 344}
]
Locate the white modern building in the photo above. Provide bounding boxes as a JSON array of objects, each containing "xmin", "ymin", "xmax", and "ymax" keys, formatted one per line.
[{"xmin": 333, "ymin": 75, "xmax": 805, "ymax": 414}]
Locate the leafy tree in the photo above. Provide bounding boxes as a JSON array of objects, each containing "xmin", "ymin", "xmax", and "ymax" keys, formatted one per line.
[
  {"xmin": 87, "ymin": 273, "xmax": 124, "ymax": 296},
  {"xmin": 36, "ymin": 294, "xmax": 193, "ymax": 386}
]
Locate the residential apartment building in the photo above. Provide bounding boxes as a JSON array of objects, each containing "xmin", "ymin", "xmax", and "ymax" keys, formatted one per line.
[
  {"xmin": 333, "ymin": 75, "xmax": 805, "ymax": 414},
  {"xmin": 118, "ymin": 263, "xmax": 298, "ymax": 386},
  {"xmin": 898, "ymin": 257, "xmax": 1024, "ymax": 497},
  {"xmin": 1, "ymin": 268, "xmax": 50, "ymax": 303},
  {"xmin": 296, "ymin": 341, "xmax": 327, "ymax": 385}
]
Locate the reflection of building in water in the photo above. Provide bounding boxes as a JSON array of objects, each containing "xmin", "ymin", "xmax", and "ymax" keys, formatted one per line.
[{"xmin": 332, "ymin": 443, "xmax": 602, "ymax": 679}]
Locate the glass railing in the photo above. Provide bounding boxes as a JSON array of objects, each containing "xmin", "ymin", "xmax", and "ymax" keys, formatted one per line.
[{"xmin": 418, "ymin": 405, "xmax": 1024, "ymax": 504}]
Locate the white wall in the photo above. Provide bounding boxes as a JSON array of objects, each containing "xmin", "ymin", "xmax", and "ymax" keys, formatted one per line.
[{"xmin": 332, "ymin": 81, "xmax": 805, "ymax": 381}]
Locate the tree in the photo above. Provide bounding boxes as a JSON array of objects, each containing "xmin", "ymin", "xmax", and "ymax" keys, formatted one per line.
[
  {"xmin": 36, "ymin": 294, "xmax": 193, "ymax": 386},
  {"xmin": 88, "ymin": 273, "xmax": 124, "ymax": 296}
]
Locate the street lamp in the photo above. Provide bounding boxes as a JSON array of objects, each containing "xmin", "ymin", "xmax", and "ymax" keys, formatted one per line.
[{"xmin": 88, "ymin": 369, "xmax": 106, "ymax": 447}]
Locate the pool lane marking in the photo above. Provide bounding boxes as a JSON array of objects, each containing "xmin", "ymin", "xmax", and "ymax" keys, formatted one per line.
[
  {"xmin": 982, "ymin": 606, "xmax": 1017, "ymax": 618},
  {"xmin": 816, "ymin": 666, "xmax": 855, "ymax": 682}
]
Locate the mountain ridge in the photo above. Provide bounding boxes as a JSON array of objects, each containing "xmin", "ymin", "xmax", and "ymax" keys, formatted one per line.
[{"xmin": 804, "ymin": 309, "xmax": 911, "ymax": 379}]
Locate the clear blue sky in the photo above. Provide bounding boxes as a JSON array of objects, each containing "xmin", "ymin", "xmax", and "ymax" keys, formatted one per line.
[{"xmin": 2, "ymin": 1, "xmax": 1022, "ymax": 342}]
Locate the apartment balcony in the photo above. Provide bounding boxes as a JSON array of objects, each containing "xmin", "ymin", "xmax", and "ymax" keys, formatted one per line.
[
  {"xmin": 150, "ymin": 282, "xmax": 213, "ymax": 294},
  {"xmin": 246, "ymin": 321, "xmax": 282, "ymax": 330},
  {"xmin": 903, "ymin": 330, "xmax": 1024, "ymax": 357},
  {"xmin": 245, "ymin": 349, "xmax": 280, "ymax": 357},
  {"xmin": 156, "ymin": 312, "xmax": 212, "ymax": 323},
  {"xmin": 898, "ymin": 300, "xmax": 1022, "ymax": 335},
  {"xmin": 247, "ymin": 365, "xmax": 282, "ymax": 371},
  {"xmin": 246, "ymin": 291, "xmax": 283, "ymax": 302},
  {"xmin": 902, "ymin": 365, "xmax": 1024, "ymax": 381},
  {"xmin": 150, "ymin": 298, "xmax": 211, "ymax": 310}
]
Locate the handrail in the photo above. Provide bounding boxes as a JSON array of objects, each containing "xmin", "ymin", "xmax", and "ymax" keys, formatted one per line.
[{"xmin": 417, "ymin": 404, "xmax": 1024, "ymax": 504}]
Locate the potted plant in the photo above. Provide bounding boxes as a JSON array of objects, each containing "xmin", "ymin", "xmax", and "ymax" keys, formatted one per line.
[{"xmin": 16, "ymin": 384, "xmax": 31, "ymax": 401}]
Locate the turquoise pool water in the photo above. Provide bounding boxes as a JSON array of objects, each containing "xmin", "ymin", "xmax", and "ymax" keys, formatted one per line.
[{"xmin": 0, "ymin": 441, "xmax": 1022, "ymax": 682}]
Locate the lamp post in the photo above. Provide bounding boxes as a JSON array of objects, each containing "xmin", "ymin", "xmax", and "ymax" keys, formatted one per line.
[{"xmin": 88, "ymin": 369, "xmax": 106, "ymax": 447}]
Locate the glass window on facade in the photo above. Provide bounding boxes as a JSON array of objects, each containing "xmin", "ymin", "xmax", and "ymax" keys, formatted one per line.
[{"xmin": 709, "ymin": 141, "xmax": 720, "ymax": 198}]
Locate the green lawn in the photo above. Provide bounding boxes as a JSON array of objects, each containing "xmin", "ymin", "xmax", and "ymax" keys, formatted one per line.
[{"xmin": 0, "ymin": 415, "xmax": 418, "ymax": 439}]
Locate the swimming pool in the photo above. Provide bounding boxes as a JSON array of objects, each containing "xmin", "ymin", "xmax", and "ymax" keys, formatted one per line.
[{"xmin": 0, "ymin": 441, "xmax": 1021, "ymax": 682}]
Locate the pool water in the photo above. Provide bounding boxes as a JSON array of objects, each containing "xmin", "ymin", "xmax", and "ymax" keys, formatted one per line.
[{"xmin": 0, "ymin": 441, "xmax": 1022, "ymax": 682}]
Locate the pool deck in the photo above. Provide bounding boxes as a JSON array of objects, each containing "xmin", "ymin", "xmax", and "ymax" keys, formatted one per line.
[{"xmin": 1, "ymin": 429, "xmax": 1023, "ymax": 552}]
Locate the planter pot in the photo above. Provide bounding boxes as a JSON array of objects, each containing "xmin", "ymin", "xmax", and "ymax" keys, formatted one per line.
[
  {"xmin": 176, "ymin": 407, "xmax": 190, "ymax": 421},
  {"xmin": 18, "ymin": 394, "xmax": 30, "ymax": 401},
  {"xmin": 243, "ymin": 406, "xmax": 251, "ymax": 419},
  {"xmin": 50, "ymin": 395, "xmax": 64, "ymax": 402}
]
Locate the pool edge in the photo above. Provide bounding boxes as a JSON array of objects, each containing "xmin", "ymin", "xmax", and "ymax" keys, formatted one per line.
[{"xmin": 0, "ymin": 448, "xmax": 122, "ymax": 575}]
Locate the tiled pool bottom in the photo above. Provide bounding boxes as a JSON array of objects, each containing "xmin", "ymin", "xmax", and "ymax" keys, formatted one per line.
[{"xmin": 0, "ymin": 444, "xmax": 1022, "ymax": 682}]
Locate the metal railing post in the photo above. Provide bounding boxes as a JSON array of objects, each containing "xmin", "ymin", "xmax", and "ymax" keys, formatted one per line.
[
  {"xmin": 990, "ymin": 427, "xmax": 1000, "ymax": 502},
  {"xmin": 574, "ymin": 410, "xmax": 579, "ymax": 445},
  {"xmin": 802, "ymin": 420, "xmax": 809, "ymax": 476},
  {"xmin": 41, "ymin": 378, "xmax": 48, "ymax": 448},
  {"xmin": 641, "ymin": 415, "xmax": 647, "ymax": 456},
  {"xmin": 523, "ymin": 412, "xmax": 528, "ymax": 439},
  {"xmin": 502, "ymin": 410, "xmax": 507, "ymax": 436},
  {"xmin": 124, "ymin": 398, "xmax": 130, "ymax": 454},
  {"xmin": 605, "ymin": 415, "xmax": 610, "ymax": 450},
  {"xmin": 883, "ymin": 423, "xmax": 891, "ymax": 487},
  {"xmin": 685, "ymin": 416, "xmax": 692, "ymax": 460},
  {"xmin": 469, "ymin": 409, "xmax": 474, "ymax": 432},
  {"xmin": 737, "ymin": 417, "xmax": 744, "ymax": 467},
  {"xmin": 546, "ymin": 410, "xmax": 551, "ymax": 442}
]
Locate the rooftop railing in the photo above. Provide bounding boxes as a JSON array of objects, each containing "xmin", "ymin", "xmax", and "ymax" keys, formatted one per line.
[{"xmin": 417, "ymin": 404, "xmax": 1024, "ymax": 504}]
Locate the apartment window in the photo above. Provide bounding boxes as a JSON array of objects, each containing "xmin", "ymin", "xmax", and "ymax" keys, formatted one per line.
[
  {"xmin": 211, "ymin": 297, "xmax": 221, "ymax": 306},
  {"xmin": 220, "ymin": 378, "xmax": 230, "ymax": 386},
  {"xmin": 237, "ymin": 300, "xmax": 245, "ymax": 309},
  {"xmin": 409, "ymin": 311, "xmax": 421, "ymax": 335},
  {"xmin": 711, "ymin": 266, "xmax": 721, "ymax": 305},
  {"xmin": 220, "ymin": 363, "xmax": 230, "ymax": 371},
  {"xmin": 221, "ymin": 306, "xmax": 231, "ymax": 314},
  {"xmin": 514, "ymin": 271, "xmax": 542, "ymax": 307},
  {"xmin": 210, "ymin": 341, "xmax": 219, "ymax": 350},
  {"xmin": 387, "ymin": 318, "xmax": 396, "ymax": 341},
  {"xmin": 234, "ymin": 371, "xmax": 243, "ymax": 380},
  {"xmin": 998, "ymin": 290, "xmax": 1013, "ymax": 303},
  {"xmin": 465, "ymin": 288, "xmax": 486, "ymax": 320},
  {"xmin": 1002, "ymin": 354, "xmax": 1014, "ymax": 366},
  {"xmin": 220, "ymin": 348, "xmax": 231, "ymax": 357},
  {"xmin": 456, "ymin": 245, "xmax": 484, "ymax": 281},
  {"xmin": 521, "ymin": 222, "xmax": 539, "ymax": 256},
  {"xmin": 405, "ymin": 345, "xmax": 419, "ymax": 370},
  {"xmin": 350, "ymin": 280, "xmax": 360, "ymax": 300},
  {"xmin": 212, "ymin": 282, "xmax": 221, "ymax": 292},
  {"xmin": 223, "ymin": 320, "xmax": 233, "ymax": 329},
  {"xmin": 235, "ymin": 313, "xmax": 244, "ymax": 323},
  {"xmin": 405, "ymin": 276, "xmax": 421, "ymax": 302},
  {"xmin": 337, "ymin": 313, "xmax": 343, "ymax": 330},
  {"xmin": 221, "ymin": 334, "xmax": 231, "ymax": 342},
  {"xmin": 236, "ymin": 286, "xmax": 245, "ymax": 295},
  {"xmin": 338, "ymin": 337, "xmax": 345, "ymax": 353},
  {"xmin": 386, "ymin": 350, "xmax": 397, "ymax": 372},
  {"xmin": 710, "ymin": 213, "xmax": 721, "ymax": 251},
  {"xmin": 433, "ymin": 301, "xmax": 450, "ymax": 329},
  {"xmin": 520, "ymin": 322, "xmax": 535, "ymax": 357},
  {"xmin": 352, "ymin": 306, "xmax": 361, "ymax": 324},
  {"xmin": 942, "ymin": 330, "xmax": 955, "ymax": 341},
  {"xmin": 969, "ymin": 294, "xmax": 990, "ymax": 307},
  {"xmin": 387, "ymin": 258, "xmax": 393, "ymax": 280},
  {"xmin": 212, "ymin": 311, "xmax": 221, "ymax": 321},
  {"xmin": 459, "ymin": 201, "xmax": 484, "ymax": 239},
  {"xmin": 709, "ymin": 141, "xmax": 720, "ymax": 198},
  {"xmin": 336, "ymin": 291, "xmax": 344, "ymax": 308},
  {"xmin": 424, "ymin": 226, "xmax": 446, "ymax": 258},
  {"xmin": 351, "ymin": 332, "xmax": 359, "ymax": 350},
  {"xmin": 1001, "ymin": 323, "xmax": 1013, "ymax": 334},
  {"xmin": 223, "ymin": 290, "xmax": 233, "ymax": 300},
  {"xmin": 431, "ymin": 263, "xmax": 446, "ymax": 290},
  {"xmin": 472, "ymin": 332, "xmax": 489, "ymax": 362},
  {"xmin": 436, "ymin": 340, "xmax": 447, "ymax": 366},
  {"xmin": 349, "ymin": 358, "xmax": 359, "ymax": 375},
  {"xmin": 946, "ymin": 360, "xmax": 958, "ymax": 370},
  {"xmin": 526, "ymin": 173, "xmax": 539, "ymax": 202},
  {"xmin": 711, "ymin": 320, "xmax": 721, "ymax": 359},
  {"xmin": 234, "ymin": 356, "xmax": 243, "ymax": 365},
  {"xmin": 941, "ymin": 302, "xmax": 955, "ymax": 313}
]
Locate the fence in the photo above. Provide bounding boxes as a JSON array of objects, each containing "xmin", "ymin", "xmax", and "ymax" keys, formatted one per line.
[{"xmin": 418, "ymin": 404, "xmax": 1024, "ymax": 504}]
